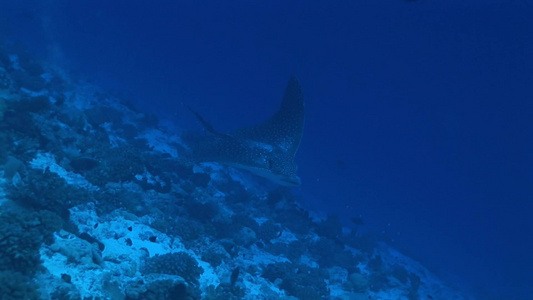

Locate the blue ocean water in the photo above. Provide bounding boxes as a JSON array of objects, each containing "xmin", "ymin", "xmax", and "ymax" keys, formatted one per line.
[{"xmin": 1, "ymin": 1, "xmax": 531, "ymax": 299}]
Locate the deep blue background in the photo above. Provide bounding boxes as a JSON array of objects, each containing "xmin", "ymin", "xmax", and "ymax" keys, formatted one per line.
[{"xmin": 2, "ymin": 1, "xmax": 532, "ymax": 298}]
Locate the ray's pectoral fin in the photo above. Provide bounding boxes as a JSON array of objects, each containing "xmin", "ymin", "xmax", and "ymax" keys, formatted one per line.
[{"xmin": 188, "ymin": 77, "xmax": 305, "ymax": 186}]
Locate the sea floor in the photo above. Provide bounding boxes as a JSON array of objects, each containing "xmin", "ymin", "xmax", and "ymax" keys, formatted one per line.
[{"xmin": 0, "ymin": 43, "xmax": 474, "ymax": 300}]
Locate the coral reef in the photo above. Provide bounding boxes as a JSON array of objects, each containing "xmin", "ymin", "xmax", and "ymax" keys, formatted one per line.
[
  {"xmin": 0, "ymin": 271, "xmax": 39, "ymax": 300},
  {"xmin": 0, "ymin": 42, "xmax": 475, "ymax": 300},
  {"xmin": 0, "ymin": 207, "xmax": 61, "ymax": 274},
  {"xmin": 141, "ymin": 252, "xmax": 205, "ymax": 285}
]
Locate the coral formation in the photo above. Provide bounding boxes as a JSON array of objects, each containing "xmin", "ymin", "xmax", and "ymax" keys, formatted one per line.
[
  {"xmin": 0, "ymin": 42, "xmax": 476, "ymax": 300},
  {"xmin": 141, "ymin": 252, "xmax": 204, "ymax": 285},
  {"xmin": 0, "ymin": 208, "xmax": 61, "ymax": 274},
  {"xmin": 0, "ymin": 271, "xmax": 39, "ymax": 300}
]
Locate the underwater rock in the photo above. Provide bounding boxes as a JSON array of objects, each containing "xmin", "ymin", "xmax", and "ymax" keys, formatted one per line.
[
  {"xmin": 70, "ymin": 157, "xmax": 100, "ymax": 172},
  {"xmin": 0, "ymin": 96, "xmax": 6, "ymax": 121},
  {"xmin": 11, "ymin": 69, "xmax": 47, "ymax": 91},
  {"xmin": 234, "ymin": 227, "xmax": 257, "ymax": 247},
  {"xmin": 3, "ymin": 156, "xmax": 24, "ymax": 180},
  {"xmin": 49, "ymin": 233, "xmax": 103, "ymax": 267},
  {"xmin": 347, "ymin": 272, "xmax": 369, "ymax": 292}
]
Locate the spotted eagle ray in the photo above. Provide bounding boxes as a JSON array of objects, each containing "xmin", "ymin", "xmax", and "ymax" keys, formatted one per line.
[{"xmin": 187, "ymin": 77, "xmax": 304, "ymax": 186}]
